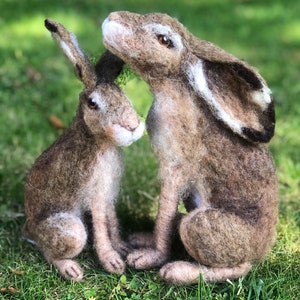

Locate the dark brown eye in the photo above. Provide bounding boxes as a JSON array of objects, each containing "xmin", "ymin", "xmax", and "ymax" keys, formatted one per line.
[
  {"xmin": 157, "ymin": 34, "xmax": 174, "ymax": 48},
  {"xmin": 87, "ymin": 97, "xmax": 99, "ymax": 110}
]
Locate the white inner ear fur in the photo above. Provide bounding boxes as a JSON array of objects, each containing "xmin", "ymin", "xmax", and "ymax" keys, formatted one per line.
[
  {"xmin": 70, "ymin": 32, "xmax": 86, "ymax": 59},
  {"xmin": 251, "ymin": 86, "xmax": 272, "ymax": 110},
  {"xmin": 60, "ymin": 40, "xmax": 76, "ymax": 62},
  {"xmin": 89, "ymin": 91, "xmax": 107, "ymax": 110},
  {"xmin": 53, "ymin": 32, "xmax": 85, "ymax": 64},
  {"xmin": 143, "ymin": 23, "xmax": 184, "ymax": 52},
  {"xmin": 186, "ymin": 59, "xmax": 242, "ymax": 135}
]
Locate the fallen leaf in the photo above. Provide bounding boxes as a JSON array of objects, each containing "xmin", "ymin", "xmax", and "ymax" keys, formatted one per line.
[
  {"xmin": 49, "ymin": 114, "xmax": 66, "ymax": 129},
  {"xmin": 8, "ymin": 286, "xmax": 19, "ymax": 294},
  {"xmin": 11, "ymin": 269, "xmax": 25, "ymax": 275},
  {"xmin": 0, "ymin": 286, "xmax": 19, "ymax": 294}
]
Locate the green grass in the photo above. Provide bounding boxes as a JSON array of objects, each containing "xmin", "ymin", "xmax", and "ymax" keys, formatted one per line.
[{"xmin": 1, "ymin": 0, "xmax": 299, "ymax": 299}]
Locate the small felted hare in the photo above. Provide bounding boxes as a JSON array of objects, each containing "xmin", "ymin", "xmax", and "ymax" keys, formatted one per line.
[
  {"xmin": 22, "ymin": 19, "xmax": 144, "ymax": 281},
  {"xmin": 102, "ymin": 12, "xmax": 278, "ymax": 284}
]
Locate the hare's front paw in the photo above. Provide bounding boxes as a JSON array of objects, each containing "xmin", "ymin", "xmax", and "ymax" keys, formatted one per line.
[
  {"xmin": 101, "ymin": 251, "xmax": 126, "ymax": 274},
  {"xmin": 127, "ymin": 248, "xmax": 167, "ymax": 270},
  {"xmin": 128, "ymin": 232, "xmax": 155, "ymax": 249},
  {"xmin": 54, "ymin": 259, "xmax": 84, "ymax": 281},
  {"xmin": 112, "ymin": 241, "xmax": 132, "ymax": 258}
]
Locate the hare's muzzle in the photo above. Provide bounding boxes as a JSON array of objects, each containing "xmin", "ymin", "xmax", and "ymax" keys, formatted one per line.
[
  {"xmin": 109, "ymin": 121, "xmax": 145, "ymax": 147},
  {"xmin": 105, "ymin": 12, "xmax": 120, "ymax": 22},
  {"xmin": 131, "ymin": 121, "xmax": 145, "ymax": 142},
  {"xmin": 102, "ymin": 15, "xmax": 123, "ymax": 38},
  {"xmin": 102, "ymin": 14, "xmax": 133, "ymax": 53}
]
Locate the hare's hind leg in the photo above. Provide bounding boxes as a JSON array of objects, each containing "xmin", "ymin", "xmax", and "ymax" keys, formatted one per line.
[
  {"xmin": 160, "ymin": 208, "xmax": 255, "ymax": 284},
  {"xmin": 28, "ymin": 212, "xmax": 87, "ymax": 281}
]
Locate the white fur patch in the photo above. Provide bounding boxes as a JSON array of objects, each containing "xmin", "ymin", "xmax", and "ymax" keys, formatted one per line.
[
  {"xmin": 112, "ymin": 121, "xmax": 145, "ymax": 146},
  {"xmin": 70, "ymin": 33, "xmax": 85, "ymax": 59},
  {"xmin": 102, "ymin": 18, "xmax": 132, "ymax": 53},
  {"xmin": 52, "ymin": 32, "xmax": 85, "ymax": 64},
  {"xmin": 59, "ymin": 40, "xmax": 75, "ymax": 62},
  {"xmin": 186, "ymin": 59, "xmax": 242, "ymax": 135},
  {"xmin": 89, "ymin": 91, "xmax": 106, "ymax": 110},
  {"xmin": 25, "ymin": 238, "xmax": 37, "ymax": 245},
  {"xmin": 251, "ymin": 85, "xmax": 272, "ymax": 110},
  {"xmin": 132, "ymin": 121, "xmax": 145, "ymax": 141},
  {"xmin": 47, "ymin": 212, "xmax": 83, "ymax": 237},
  {"xmin": 143, "ymin": 23, "xmax": 184, "ymax": 52}
]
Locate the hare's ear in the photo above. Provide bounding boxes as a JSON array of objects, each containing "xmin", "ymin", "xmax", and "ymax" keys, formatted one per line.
[
  {"xmin": 45, "ymin": 19, "xmax": 96, "ymax": 88},
  {"xmin": 185, "ymin": 55, "xmax": 275, "ymax": 143},
  {"xmin": 94, "ymin": 50, "xmax": 124, "ymax": 83}
]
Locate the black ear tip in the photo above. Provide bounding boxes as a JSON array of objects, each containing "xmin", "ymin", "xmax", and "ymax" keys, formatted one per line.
[
  {"xmin": 45, "ymin": 19, "xmax": 58, "ymax": 33},
  {"xmin": 242, "ymin": 126, "xmax": 275, "ymax": 143}
]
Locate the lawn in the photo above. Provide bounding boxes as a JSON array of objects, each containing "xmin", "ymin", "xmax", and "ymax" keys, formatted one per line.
[{"xmin": 0, "ymin": 0, "xmax": 299, "ymax": 299}]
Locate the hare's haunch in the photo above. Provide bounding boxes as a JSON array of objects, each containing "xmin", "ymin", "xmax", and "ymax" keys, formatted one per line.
[
  {"xmin": 23, "ymin": 19, "xmax": 144, "ymax": 281},
  {"xmin": 102, "ymin": 12, "xmax": 277, "ymax": 284}
]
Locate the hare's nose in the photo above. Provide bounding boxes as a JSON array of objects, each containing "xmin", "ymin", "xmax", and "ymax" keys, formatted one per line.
[
  {"xmin": 107, "ymin": 12, "xmax": 120, "ymax": 22},
  {"xmin": 123, "ymin": 117, "xmax": 140, "ymax": 132}
]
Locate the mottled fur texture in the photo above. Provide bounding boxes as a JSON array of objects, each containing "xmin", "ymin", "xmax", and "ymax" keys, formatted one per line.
[
  {"xmin": 102, "ymin": 11, "xmax": 278, "ymax": 284},
  {"xmin": 23, "ymin": 19, "xmax": 144, "ymax": 281}
]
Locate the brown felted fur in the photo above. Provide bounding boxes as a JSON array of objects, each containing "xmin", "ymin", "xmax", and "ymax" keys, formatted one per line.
[
  {"xmin": 23, "ymin": 19, "xmax": 144, "ymax": 281},
  {"xmin": 102, "ymin": 12, "xmax": 278, "ymax": 284}
]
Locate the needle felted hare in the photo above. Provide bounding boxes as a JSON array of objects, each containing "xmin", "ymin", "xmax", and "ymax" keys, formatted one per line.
[
  {"xmin": 102, "ymin": 12, "xmax": 278, "ymax": 284},
  {"xmin": 22, "ymin": 19, "xmax": 144, "ymax": 281}
]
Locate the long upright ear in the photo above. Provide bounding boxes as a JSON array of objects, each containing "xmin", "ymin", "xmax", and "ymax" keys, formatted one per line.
[
  {"xmin": 184, "ymin": 43, "xmax": 275, "ymax": 143},
  {"xmin": 94, "ymin": 50, "xmax": 124, "ymax": 83},
  {"xmin": 45, "ymin": 19, "xmax": 96, "ymax": 88}
]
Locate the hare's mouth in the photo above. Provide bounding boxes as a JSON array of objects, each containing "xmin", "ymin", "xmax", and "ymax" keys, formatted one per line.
[{"xmin": 110, "ymin": 122, "xmax": 145, "ymax": 147}]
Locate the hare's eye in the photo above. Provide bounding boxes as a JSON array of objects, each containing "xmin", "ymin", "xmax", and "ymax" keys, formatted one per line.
[
  {"xmin": 157, "ymin": 34, "xmax": 174, "ymax": 49},
  {"xmin": 87, "ymin": 98, "xmax": 99, "ymax": 110}
]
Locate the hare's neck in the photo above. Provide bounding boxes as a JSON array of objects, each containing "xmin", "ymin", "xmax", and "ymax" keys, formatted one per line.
[
  {"xmin": 149, "ymin": 77, "xmax": 177, "ymax": 92},
  {"xmin": 147, "ymin": 78, "xmax": 201, "ymax": 137},
  {"xmin": 69, "ymin": 114, "xmax": 105, "ymax": 147},
  {"xmin": 150, "ymin": 78, "xmax": 195, "ymax": 108},
  {"xmin": 70, "ymin": 116, "xmax": 92, "ymax": 139}
]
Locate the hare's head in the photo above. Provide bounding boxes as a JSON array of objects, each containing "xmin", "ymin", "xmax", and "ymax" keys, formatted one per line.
[
  {"xmin": 102, "ymin": 12, "xmax": 186, "ymax": 79},
  {"xmin": 78, "ymin": 82, "xmax": 144, "ymax": 146},
  {"xmin": 102, "ymin": 12, "xmax": 275, "ymax": 143},
  {"xmin": 45, "ymin": 19, "xmax": 144, "ymax": 146}
]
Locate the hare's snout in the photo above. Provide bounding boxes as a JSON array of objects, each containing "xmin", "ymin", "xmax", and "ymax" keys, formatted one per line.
[
  {"xmin": 102, "ymin": 16, "xmax": 123, "ymax": 39},
  {"xmin": 105, "ymin": 12, "xmax": 120, "ymax": 22},
  {"xmin": 108, "ymin": 121, "xmax": 145, "ymax": 147},
  {"xmin": 102, "ymin": 15, "xmax": 132, "ymax": 53}
]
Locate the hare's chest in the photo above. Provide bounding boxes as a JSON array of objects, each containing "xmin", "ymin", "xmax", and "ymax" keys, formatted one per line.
[
  {"xmin": 78, "ymin": 149, "xmax": 123, "ymax": 210},
  {"xmin": 147, "ymin": 92, "xmax": 203, "ymax": 163}
]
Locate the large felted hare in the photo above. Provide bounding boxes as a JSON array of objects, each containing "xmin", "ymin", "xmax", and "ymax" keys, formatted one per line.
[
  {"xmin": 102, "ymin": 12, "xmax": 278, "ymax": 284},
  {"xmin": 23, "ymin": 19, "xmax": 144, "ymax": 281}
]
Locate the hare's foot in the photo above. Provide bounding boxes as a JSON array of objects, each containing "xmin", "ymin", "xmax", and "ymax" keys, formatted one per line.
[
  {"xmin": 200, "ymin": 262, "xmax": 252, "ymax": 282},
  {"xmin": 100, "ymin": 250, "xmax": 126, "ymax": 274},
  {"xmin": 160, "ymin": 261, "xmax": 200, "ymax": 285},
  {"xmin": 128, "ymin": 232, "xmax": 155, "ymax": 249},
  {"xmin": 53, "ymin": 259, "xmax": 83, "ymax": 281},
  {"xmin": 160, "ymin": 261, "xmax": 252, "ymax": 284},
  {"xmin": 112, "ymin": 240, "xmax": 132, "ymax": 258},
  {"xmin": 127, "ymin": 248, "xmax": 167, "ymax": 270}
]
